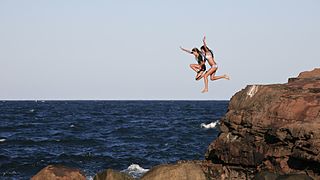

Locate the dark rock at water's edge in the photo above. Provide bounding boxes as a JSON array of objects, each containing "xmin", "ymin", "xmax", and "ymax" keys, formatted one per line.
[
  {"xmin": 178, "ymin": 160, "xmax": 254, "ymax": 179},
  {"xmin": 141, "ymin": 162, "xmax": 206, "ymax": 180},
  {"xmin": 94, "ymin": 169, "xmax": 134, "ymax": 180},
  {"xmin": 205, "ymin": 68, "xmax": 320, "ymax": 179},
  {"xmin": 31, "ymin": 165, "xmax": 86, "ymax": 180}
]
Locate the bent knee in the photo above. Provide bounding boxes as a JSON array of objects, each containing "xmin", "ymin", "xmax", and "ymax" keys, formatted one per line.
[{"xmin": 210, "ymin": 75, "xmax": 218, "ymax": 81}]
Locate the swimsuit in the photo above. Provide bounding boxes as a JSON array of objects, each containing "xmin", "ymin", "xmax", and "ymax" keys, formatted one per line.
[
  {"xmin": 206, "ymin": 53, "xmax": 213, "ymax": 59},
  {"xmin": 195, "ymin": 54, "xmax": 206, "ymax": 71},
  {"xmin": 204, "ymin": 50, "xmax": 217, "ymax": 69},
  {"xmin": 204, "ymin": 50, "xmax": 214, "ymax": 60},
  {"xmin": 201, "ymin": 64, "xmax": 206, "ymax": 71},
  {"xmin": 211, "ymin": 64, "xmax": 218, "ymax": 68}
]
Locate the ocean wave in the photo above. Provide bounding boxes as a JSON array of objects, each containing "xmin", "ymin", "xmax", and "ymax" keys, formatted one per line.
[
  {"xmin": 121, "ymin": 164, "xmax": 149, "ymax": 178},
  {"xmin": 200, "ymin": 120, "xmax": 220, "ymax": 129},
  {"xmin": 0, "ymin": 138, "xmax": 6, "ymax": 142}
]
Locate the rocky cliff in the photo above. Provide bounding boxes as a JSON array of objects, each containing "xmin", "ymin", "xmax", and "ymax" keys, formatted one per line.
[{"xmin": 205, "ymin": 68, "xmax": 320, "ymax": 179}]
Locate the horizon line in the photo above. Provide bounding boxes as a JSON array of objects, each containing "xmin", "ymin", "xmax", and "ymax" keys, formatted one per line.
[{"xmin": 0, "ymin": 99, "xmax": 229, "ymax": 101}]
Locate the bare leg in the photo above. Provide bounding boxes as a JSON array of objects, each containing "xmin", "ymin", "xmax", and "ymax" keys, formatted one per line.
[
  {"xmin": 190, "ymin": 64, "xmax": 206, "ymax": 80},
  {"xmin": 195, "ymin": 71, "xmax": 204, "ymax": 80},
  {"xmin": 210, "ymin": 73, "xmax": 230, "ymax": 81},
  {"xmin": 201, "ymin": 67, "xmax": 217, "ymax": 93},
  {"xmin": 189, "ymin": 64, "xmax": 201, "ymax": 72},
  {"xmin": 202, "ymin": 75, "xmax": 209, "ymax": 93}
]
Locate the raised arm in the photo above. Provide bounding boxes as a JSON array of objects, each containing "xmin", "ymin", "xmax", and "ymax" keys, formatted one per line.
[
  {"xmin": 202, "ymin": 36, "xmax": 209, "ymax": 51},
  {"xmin": 180, "ymin": 46, "xmax": 192, "ymax": 54}
]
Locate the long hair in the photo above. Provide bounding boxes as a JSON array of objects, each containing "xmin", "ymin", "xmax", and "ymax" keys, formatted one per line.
[
  {"xmin": 200, "ymin": 45, "xmax": 210, "ymax": 52},
  {"xmin": 191, "ymin": 48, "xmax": 204, "ymax": 63},
  {"xmin": 191, "ymin": 48, "xmax": 201, "ymax": 54},
  {"xmin": 201, "ymin": 46, "xmax": 214, "ymax": 57}
]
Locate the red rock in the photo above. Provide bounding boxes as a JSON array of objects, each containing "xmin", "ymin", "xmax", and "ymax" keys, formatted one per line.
[
  {"xmin": 297, "ymin": 68, "xmax": 320, "ymax": 79},
  {"xmin": 31, "ymin": 165, "xmax": 86, "ymax": 180},
  {"xmin": 206, "ymin": 68, "xmax": 320, "ymax": 179}
]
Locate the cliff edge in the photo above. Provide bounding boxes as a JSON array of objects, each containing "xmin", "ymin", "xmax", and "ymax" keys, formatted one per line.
[{"xmin": 206, "ymin": 68, "xmax": 320, "ymax": 179}]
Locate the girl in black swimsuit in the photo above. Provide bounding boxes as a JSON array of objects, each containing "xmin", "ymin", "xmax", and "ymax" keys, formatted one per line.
[{"xmin": 180, "ymin": 46, "xmax": 206, "ymax": 80}]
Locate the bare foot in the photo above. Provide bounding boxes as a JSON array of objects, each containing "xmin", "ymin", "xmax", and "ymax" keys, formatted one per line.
[
  {"xmin": 201, "ymin": 89, "xmax": 208, "ymax": 93},
  {"xmin": 195, "ymin": 71, "xmax": 204, "ymax": 80},
  {"xmin": 224, "ymin": 74, "xmax": 230, "ymax": 80},
  {"xmin": 198, "ymin": 71, "xmax": 209, "ymax": 81}
]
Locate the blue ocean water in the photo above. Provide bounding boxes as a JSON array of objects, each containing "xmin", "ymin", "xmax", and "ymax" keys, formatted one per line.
[{"xmin": 0, "ymin": 101, "xmax": 228, "ymax": 179}]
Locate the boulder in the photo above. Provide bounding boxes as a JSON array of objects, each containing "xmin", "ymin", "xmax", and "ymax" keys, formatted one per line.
[
  {"xmin": 177, "ymin": 160, "xmax": 253, "ymax": 179},
  {"xmin": 93, "ymin": 169, "xmax": 134, "ymax": 180},
  {"xmin": 141, "ymin": 162, "xmax": 206, "ymax": 180},
  {"xmin": 31, "ymin": 165, "xmax": 86, "ymax": 180}
]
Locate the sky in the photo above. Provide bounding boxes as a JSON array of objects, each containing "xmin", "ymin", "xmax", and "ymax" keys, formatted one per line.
[{"xmin": 0, "ymin": 0, "xmax": 319, "ymax": 100}]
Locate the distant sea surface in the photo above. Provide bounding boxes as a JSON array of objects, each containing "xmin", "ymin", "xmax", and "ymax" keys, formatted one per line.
[{"xmin": 0, "ymin": 101, "xmax": 228, "ymax": 179}]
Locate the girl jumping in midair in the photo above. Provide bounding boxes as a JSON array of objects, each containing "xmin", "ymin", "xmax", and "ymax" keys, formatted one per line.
[
  {"xmin": 200, "ymin": 36, "xmax": 229, "ymax": 93},
  {"xmin": 180, "ymin": 46, "xmax": 206, "ymax": 80}
]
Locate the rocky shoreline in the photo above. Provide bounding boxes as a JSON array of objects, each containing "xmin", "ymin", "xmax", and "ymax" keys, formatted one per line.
[{"xmin": 32, "ymin": 68, "xmax": 320, "ymax": 180}]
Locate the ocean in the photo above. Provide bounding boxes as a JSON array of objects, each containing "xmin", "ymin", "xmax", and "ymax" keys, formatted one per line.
[{"xmin": 0, "ymin": 100, "xmax": 228, "ymax": 179}]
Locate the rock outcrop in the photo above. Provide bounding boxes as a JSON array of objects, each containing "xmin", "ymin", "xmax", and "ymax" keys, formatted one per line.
[
  {"xmin": 206, "ymin": 68, "xmax": 320, "ymax": 179},
  {"xmin": 31, "ymin": 165, "xmax": 86, "ymax": 180}
]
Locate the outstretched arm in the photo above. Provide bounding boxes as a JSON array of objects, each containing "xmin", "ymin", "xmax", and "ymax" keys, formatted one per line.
[
  {"xmin": 202, "ymin": 36, "xmax": 209, "ymax": 51},
  {"xmin": 180, "ymin": 46, "xmax": 192, "ymax": 54}
]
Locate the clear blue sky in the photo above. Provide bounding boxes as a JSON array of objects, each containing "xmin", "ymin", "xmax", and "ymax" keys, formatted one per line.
[{"xmin": 0, "ymin": 0, "xmax": 319, "ymax": 100}]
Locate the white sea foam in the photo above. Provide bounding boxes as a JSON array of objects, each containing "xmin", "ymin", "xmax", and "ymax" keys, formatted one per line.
[
  {"xmin": 29, "ymin": 109, "xmax": 35, "ymax": 112},
  {"xmin": 70, "ymin": 124, "xmax": 75, "ymax": 128},
  {"xmin": 200, "ymin": 120, "xmax": 220, "ymax": 129},
  {"xmin": 121, "ymin": 164, "xmax": 149, "ymax": 178},
  {"xmin": 0, "ymin": 138, "xmax": 6, "ymax": 142},
  {"xmin": 86, "ymin": 176, "xmax": 93, "ymax": 180}
]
